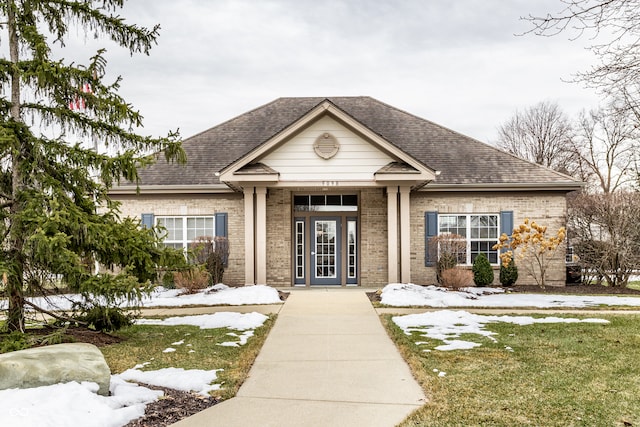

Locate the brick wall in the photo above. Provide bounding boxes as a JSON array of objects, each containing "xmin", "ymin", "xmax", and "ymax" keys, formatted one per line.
[
  {"xmin": 114, "ymin": 188, "xmax": 569, "ymax": 288},
  {"xmin": 112, "ymin": 193, "xmax": 246, "ymax": 285},
  {"xmin": 409, "ymin": 191, "xmax": 569, "ymax": 287},
  {"xmin": 360, "ymin": 188, "xmax": 388, "ymax": 287},
  {"xmin": 265, "ymin": 189, "xmax": 292, "ymax": 286}
]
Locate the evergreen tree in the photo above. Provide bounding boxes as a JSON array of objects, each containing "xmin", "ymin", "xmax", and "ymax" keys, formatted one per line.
[
  {"xmin": 472, "ymin": 253, "xmax": 494, "ymax": 287},
  {"xmin": 0, "ymin": 0, "xmax": 185, "ymax": 332},
  {"xmin": 499, "ymin": 258, "xmax": 518, "ymax": 287}
]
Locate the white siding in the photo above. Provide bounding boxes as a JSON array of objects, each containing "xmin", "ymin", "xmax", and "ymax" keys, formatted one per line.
[{"xmin": 261, "ymin": 116, "xmax": 393, "ymax": 181}]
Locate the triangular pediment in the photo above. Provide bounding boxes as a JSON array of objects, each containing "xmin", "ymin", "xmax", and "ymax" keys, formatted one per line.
[{"xmin": 219, "ymin": 100, "xmax": 436, "ymax": 188}]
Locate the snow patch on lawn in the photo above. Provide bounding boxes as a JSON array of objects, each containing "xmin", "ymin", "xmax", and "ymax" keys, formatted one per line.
[
  {"xmin": 0, "ymin": 284, "xmax": 281, "ymax": 311},
  {"xmin": 117, "ymin": 367, "xmax": 222, "ymax": 396},
  {"xmin": 136, "ymin": 311, "xmax": 268, "ymax": 331},
  {"xmin": 0, "ymin": 379, "xmax": 162, "ymax": 427},
  {"xmin": 393, "ymin": 309, "xmax": 609, "ymax": 351},
  {"xmin": 381, "ymin": 283, "xmax": 640, "ymax": 308}
]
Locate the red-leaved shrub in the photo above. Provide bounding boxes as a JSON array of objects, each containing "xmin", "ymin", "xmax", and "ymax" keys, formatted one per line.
[{"xmin": 440, "ymin": 268, "xmax": 473, "ymax": 289}]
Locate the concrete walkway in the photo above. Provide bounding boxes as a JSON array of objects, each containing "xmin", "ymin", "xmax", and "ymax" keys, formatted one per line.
[{"xmin": 173, "ymin": 288, "xmax": 425, "ymax": 427}]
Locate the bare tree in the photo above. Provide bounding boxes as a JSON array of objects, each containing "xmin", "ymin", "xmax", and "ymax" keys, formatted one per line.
[
  {"xmin": 525, "ymin": 1, "xmax": 640, "ymax": 116},
  {"xmin": 495, "ymin": 101, "xmax": 577, "ymax": 174},
  {"xmin": 567, "ymin": 191, "xmax": 640, "ymax": 287},
  {"xmin": 572, "ymin": 104, "xmax": 639, "ymax": 193}
]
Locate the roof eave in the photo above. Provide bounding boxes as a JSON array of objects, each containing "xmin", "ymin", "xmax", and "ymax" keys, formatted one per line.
[
  {"xmin": 109, "ymin": 184, "xmax": 234, "ymax": 195},
  {"xmin": 420, "ymin": 182, "xmax": 584, "ymax": 192}
]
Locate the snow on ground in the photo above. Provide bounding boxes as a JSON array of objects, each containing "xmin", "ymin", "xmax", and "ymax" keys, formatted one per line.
[
  {"xmin": 0, "ymin": 284, "xmax": 282, "ymax": 311},
  {"xmin": 0, "ymin": 378, "xmax": 162, "ymax": 427},
  {"xmin": 142, "ymin": 284, "xmax": 281, "ymax": 307},
  {"xmin": 393, "ymin": 309, "xmax": 609, "ymax": 351},
  {"xmin": 2, "ymin": 282, "xmax": 635, "ymax": 426},
  {"xmin": 381, "ymin": 283, "xmax": 640, "ymax": 308},
  {"xmin": 117, "ymin": 367, "xmax": 222, "ymax": 396},
  {"xmin": 0, "ymin": 310, "xmax": 269, "ymax": 426},
  {"xmin": 136, "ymin": 311, "xmax": 268, "ymax": 331}
]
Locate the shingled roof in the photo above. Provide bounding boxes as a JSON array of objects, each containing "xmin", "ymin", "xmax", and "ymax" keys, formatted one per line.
[{"xmin": 132, "ymin": 96, "xmax": 580, "ymax": 189}]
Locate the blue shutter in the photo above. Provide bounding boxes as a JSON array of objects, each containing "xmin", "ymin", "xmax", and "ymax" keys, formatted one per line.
[
  {"xmin": 215, "ymin": 212, "xmax": 228, "ymax": 238},
  {"xmin": 425, "ymin": 211, "xmax": 438, "ymax": 266},
  {"xmin": 500, "ymin": 211, "xmax": 514, "ymax": 253},
  {"xmin": 141, "ymin": 213, "xmax": 154, "ymax": 229},
  {"xmin": 500, "ymin": 211, "xmax": 513, "ymax": 237}
]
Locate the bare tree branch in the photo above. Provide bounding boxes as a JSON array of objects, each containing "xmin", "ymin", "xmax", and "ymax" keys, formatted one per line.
[{"xmin": 495, "ymin": 101, "xmax": 578, "ymax": 175}]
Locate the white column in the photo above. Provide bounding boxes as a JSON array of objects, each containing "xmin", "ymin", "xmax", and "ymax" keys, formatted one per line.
[
  {"xmin": 387, "ymin": 186, "xmax": 399, "ymax": 284},
  {"xmin": 400, "ymin": 186, "xmax": 411, "ymax": 284},
  {"xmin": 244, "ymin": 187, "xmax": 255, "ymax": 285},
  {"xmin": 255, "ymin": 187, "xmax": 268, "ymax": 285}
]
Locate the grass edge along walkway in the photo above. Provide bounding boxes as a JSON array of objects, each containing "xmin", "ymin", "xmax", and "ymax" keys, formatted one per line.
[{"xmin": 382, "ymin": 312, "xmax": 640, "ymax": 426}]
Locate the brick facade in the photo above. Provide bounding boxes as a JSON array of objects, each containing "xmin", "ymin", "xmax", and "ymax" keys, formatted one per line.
[
  {"xmin": 265, "ymin": 189, "xmax": 292, "ymax": 286},
  {"xmin": 112, "ymin": 193, "xmax": 246, "ymax": 285},
  {"xmin": 114, "ymin": 189, "xmax": 568, "ymax": 288},
  {"xmin": 359, "ymin": 189, "xmax": 389, "ymax": 287},
  {"xmin": 409, "ymin": 191, "xmax": 568, "ymax": 287}
]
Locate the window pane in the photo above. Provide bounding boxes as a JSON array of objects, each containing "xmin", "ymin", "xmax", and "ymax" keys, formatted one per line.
[
  {"xmin": 326, "ymin": 195, "xmax": 341, "ymax": 205},
  {"xmin": 342, "ymin": 195, "xmax": 358, "ymax": 206},
  {"xmin": 439, "ymin": 213, "xmax": 499, "ymax": 265}
]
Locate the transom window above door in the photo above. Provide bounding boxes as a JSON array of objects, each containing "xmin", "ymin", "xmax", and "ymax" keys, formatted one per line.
[{"xmin": 294, "ymin": 194, "xmax": 358, "ymax": 212}]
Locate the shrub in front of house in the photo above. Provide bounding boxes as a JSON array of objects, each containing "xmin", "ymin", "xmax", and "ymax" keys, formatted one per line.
[
  {"xmin": 440, "ymin": 268, "xmax": 474, "ymax": 289},
  {"xmin": 499, "ymin": 258, "xmax": 518, "ymax": 287},
  {"xmin": 472, "ymin": 253, "xmax": 494, "ymax": 287},
  {"xmin": 173, "ymin": 267, "xmax": 210, "ymax": 294},
  {"xmin": 437, "ymin": 252, "xmax": 459, "ymax": 284},
  {"xmin": 430, "ymin": 234, "xmax": 466, "ymax": 285}
]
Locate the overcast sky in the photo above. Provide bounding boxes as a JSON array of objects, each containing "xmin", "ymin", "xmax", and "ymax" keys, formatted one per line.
[{"xmin": 63, "ymin": 0, "xmax": 603, "ymax": 144}]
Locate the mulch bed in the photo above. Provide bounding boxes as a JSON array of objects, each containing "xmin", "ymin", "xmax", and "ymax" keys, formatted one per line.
[{"xmin": 123, "ymin": 385, "xmax": 220, "ymax": 427}]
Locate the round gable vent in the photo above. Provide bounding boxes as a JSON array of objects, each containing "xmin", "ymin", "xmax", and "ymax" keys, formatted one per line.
[{"xmin": 313, "ymin": 132, "xmax": 340, "ymax": 160}]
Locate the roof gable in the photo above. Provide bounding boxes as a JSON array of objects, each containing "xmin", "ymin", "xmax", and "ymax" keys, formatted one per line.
[
  {"xmin": 125, "ymin": 96, "xmax": 581, "ymax": 192},
  {"xmin": 218, "ymin": 100, "xmax": 436, "ymax": 187}
]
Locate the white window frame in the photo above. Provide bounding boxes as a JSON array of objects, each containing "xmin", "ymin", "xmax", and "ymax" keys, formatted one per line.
[
  {"xmin": 438, "ymin": 213, "xmax": 500, "ymax": 265},
  {"xmin": 156, "ymin": 216, "xmax": 215, "ymax": 251}
]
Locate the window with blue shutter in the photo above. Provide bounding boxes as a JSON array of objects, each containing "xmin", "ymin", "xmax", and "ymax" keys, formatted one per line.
[
  {"xmin": 215, "ymin": 212, "xmax": 228, "ymax": 238},
  {"xmin": 500, "ymin": 211, "xmax": 514, "ymax": 254}
]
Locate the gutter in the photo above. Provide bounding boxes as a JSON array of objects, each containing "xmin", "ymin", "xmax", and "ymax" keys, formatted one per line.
[
  {"xmin": 108, "ymin": 184, "xmax": 234, "ymax": 195},
  {"xmin": 420, "ymin": 182, "xmax": 584, "ymax": 192}
]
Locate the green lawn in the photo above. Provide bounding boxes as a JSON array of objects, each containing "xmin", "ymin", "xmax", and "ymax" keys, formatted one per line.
[
  {"xmin": 628, "ymin": 281, "xmax": 640, "ymax": 291},
  {"xmin": 100, "ymin": 315, "xmax": 275, "ymax": 399},
  {"xmin": 383, "ymin": 313, "xmax": 640, "ymax": 426}
]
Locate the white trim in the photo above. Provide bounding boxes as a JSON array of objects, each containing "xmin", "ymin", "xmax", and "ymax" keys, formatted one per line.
[
  {"xmin": 156, "ymin": 215, "xmax": 215, "ymax": 251},
  {"xmin": 387, "ymin": 186, "xmax": 398, "ymax": 283},
  {"xmin": 219, "ymin": 100, "xmax": 437, "ymax": 185},
  {"xmin": 438, "ymin": 213, "xmax": 500, "ymax": 266}
]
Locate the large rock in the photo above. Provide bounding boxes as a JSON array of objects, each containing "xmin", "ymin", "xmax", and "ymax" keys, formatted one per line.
[{"xmin": 0, "ymin": 342, "xmax": 111, "ymax": 395}]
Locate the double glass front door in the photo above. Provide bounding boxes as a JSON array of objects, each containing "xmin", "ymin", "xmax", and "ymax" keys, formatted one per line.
[{"xmin": 294, "ymin": 216, "xmax": 357, "ymax": 286}]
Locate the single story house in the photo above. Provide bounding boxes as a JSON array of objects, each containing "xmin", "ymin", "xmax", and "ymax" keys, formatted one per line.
[{"xmin": 110, "ymin": 97, "xmax": 581, "ymax": 287}]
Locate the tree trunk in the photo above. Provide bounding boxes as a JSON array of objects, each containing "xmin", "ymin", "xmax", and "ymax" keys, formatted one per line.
[{"xmin": 6, "ymin": 0, "xmax": 26, "ymax": 332}]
